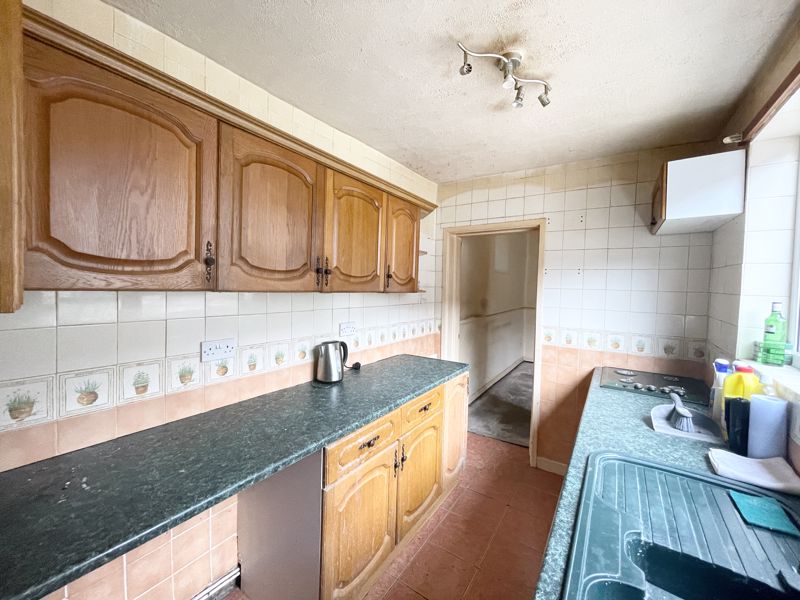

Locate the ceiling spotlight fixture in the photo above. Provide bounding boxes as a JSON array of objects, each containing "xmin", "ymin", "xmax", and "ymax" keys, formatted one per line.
[
  {"xmin": 456, "ymin": 41, "xmax": 552, "ymax": 109},
  {"xmin": 512, "ymin": 85, "xmax": 525, "ymax": 108},
  {"xmin": 459, "ymin": 50, "xmax": 472, "ymax": 76}
]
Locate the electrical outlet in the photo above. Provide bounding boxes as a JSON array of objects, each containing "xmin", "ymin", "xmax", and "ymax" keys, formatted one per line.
[
  {"xmin": 201, "ymin": 338, "xmax": 236, "ymax": 362},
  {"xmin": 339, "ymin": 321, "xmax": 357, "ymax": 337}
]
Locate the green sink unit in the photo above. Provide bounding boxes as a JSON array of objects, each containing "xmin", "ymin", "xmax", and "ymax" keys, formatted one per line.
[{"xmin": 562, "ymin": 452, "xmax": 800, "ymax": 599}]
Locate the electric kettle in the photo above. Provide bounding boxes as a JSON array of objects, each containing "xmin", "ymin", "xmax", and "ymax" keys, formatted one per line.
[{"xmin": 315, "ymin": 340, "xmax": 348, "ymax": 383}]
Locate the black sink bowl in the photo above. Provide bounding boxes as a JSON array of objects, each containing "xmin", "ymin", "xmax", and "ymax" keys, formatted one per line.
[{"xmin": 584, "ymin": 580, "xmax": 644, "ymax": 600}]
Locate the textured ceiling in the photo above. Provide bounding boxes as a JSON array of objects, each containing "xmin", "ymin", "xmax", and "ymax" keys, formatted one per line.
[{"xmin": 106, "ymin": 0, "xmax": 799, "ymax": 182}]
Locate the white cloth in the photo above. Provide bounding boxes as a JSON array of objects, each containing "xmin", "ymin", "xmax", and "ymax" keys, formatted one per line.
[{"xmin": 708, "ymin": 448, "xmax": 800, "ymax": 495}]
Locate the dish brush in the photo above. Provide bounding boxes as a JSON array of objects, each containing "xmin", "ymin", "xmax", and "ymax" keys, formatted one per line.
[{"xmin": 668, "ymin": 392, "xmax": 695, "ymax": 433}]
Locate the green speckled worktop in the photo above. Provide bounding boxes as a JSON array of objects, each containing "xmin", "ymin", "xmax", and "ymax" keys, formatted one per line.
[
  {"xmin": 534, "ymin": 367, "xmax": 724, "ymax": 600},
  {"xmin": 0, "ymin": 354, "xmax": 467, "ymax": 600}
]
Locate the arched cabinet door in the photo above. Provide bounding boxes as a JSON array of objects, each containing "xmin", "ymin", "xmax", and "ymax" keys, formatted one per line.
[
  {"xmin": 23, "ymin": 38, "xmax": 217, "ymax": 290},
  {"xmin": 384, "ymin": 195, "xmax": 419, "ymax": 293},
  {"xmin": 218, "ymin": 124, "xmax": 323, "ymax": 291},
  {"xmin": 322, "ymin": 170, "xmax": 386, "ymax": 292}
]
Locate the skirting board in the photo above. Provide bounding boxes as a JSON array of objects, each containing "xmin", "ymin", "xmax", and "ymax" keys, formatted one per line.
[
  {"xmin": 536, "ymin": 457, "xmax": 567, "ymax": 476},
  {"xmin": 468, "ymin": 358, "xmax": 527, "ymax": 403}
]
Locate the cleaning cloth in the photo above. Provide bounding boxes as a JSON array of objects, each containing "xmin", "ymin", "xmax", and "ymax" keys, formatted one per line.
[
  {"xmin": 708, "ymin": 448, "xmax": 800, "ymax": 495},
  {"xmin": 729, "ymin": 490, "xmax": 800, "ymax": 538}
]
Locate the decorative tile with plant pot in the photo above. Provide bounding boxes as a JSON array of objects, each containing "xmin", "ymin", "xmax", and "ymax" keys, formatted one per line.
[
  {"xmin": 292, "ymin": 338, "xmax": 313, "ymax": 363},
  {"xmin": 606, "ymin": 333, "xmax": 627, "ymax": 353},
  {"xmin": 377, "ymin": 328, "xmax": 389, "ymax": 345},
  {"xmin": 59, "ymin": 368, "xmax": 115, "ymax": 416},
  {"xmin": 268, "ymin": 342, "xmax": 290, "ymax": 369},
  {"xmin": 119, "ymin": 360, "xmax": 163, "ymax": 403},
  {"xmin": 167, "ymin": 354, "xmax": 202, "ymax": 393},
  {"xmin": 348, "ymin": 332, "xmax": 362, "ymax": 351},
  {"xmin": 238, "ymin": 344, "xmax": 266, "ymax": 375},
  {"xmin": 687, "ymin": 340, "xmax": 707, "ymax": 362},
  {"xmin": 542, "ymin": 328, "xmax": 557, "ymax": 345},
  {"xmin": 657, "ymin": 337, "xmax": 683, "ymax": 359},
  {"xmin": 580, "ymin": 331, "xmax": 604, "ymax": 351},
  {"xmin": 0, "ymin": 376, "xmax": 54, "ymax": 431},
  {"xmin": 206, "ymin": 357, "xmax": 236, "ymax": 383},
  {"xmin": 400, "ymin": 324, "xmax": 409, "ymax": 340},
  {"xmin": 560, "ymin": 329, "xmax": 578, "ymax": 347},
  {"xmin": 410, "ymin": 323, "xmax": 418, "ymax": 337},
  {"xmin": 631, "ymin": 335, "xmax": 654, "ymax": 355},
  {"xmin": 389, "ymin": 327, "xmax": 399, "ymax": 343},
  {"xmin": 364, "ymin": 329, "xmax": 377, "ymax": 348}
]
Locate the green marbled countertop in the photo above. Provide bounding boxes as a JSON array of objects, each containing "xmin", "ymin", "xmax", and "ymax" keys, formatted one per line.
[
  {"xmin": 534, "ymin": 367, "xmax": 724, "ymax": 600},
  {"xmin": 0, "ymin": 354, "xmax": 467, "ymax": 600}
]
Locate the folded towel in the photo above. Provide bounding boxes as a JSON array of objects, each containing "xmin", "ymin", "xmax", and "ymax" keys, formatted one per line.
[{"xmin": 708, "ymin": 448, "xmax": 800, "ymax": 495}]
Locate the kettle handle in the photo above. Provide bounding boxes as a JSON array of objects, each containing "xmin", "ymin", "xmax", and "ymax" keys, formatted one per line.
[{"xmin": 340, "ymin": 341, "xmax": 349, "ymax": 366}]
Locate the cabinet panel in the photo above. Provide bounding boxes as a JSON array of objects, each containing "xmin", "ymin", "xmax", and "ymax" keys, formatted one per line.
[
  {"xmin": 442, "ymin": 374, "xmax": 469, "ymax": 493},
  {"xmin": 397, "ymin": 412, "xmax": 442, "ymax": 541},
  {"xmin": 23, "ymin": 38, "xmax": 217, "ymax": 290},
  {"xmin": 321, "ymin": 443, "xmax": 398, "ymax": 600},
  {"xmin": 218, "ymin": 124, "xmax": 323, "ymax": 291},
  {"xmin": 323, "ymin": 170, "xmax": 386, "ymax": 292},
  {"xmin": 384, "ymin": 195, "xmax": 419, "ymax": 293}
]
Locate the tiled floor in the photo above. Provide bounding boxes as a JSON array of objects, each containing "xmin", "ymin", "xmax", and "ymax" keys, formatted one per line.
[
  {"xmin": 225, "ymin": 433, "xmax": 563, "ymax": 600},
  {"xmin": 364, "ymin": 432, "xmax": 563, "ymax": 600}
]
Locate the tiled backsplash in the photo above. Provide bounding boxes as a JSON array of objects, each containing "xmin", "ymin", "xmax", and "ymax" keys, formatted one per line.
[{"xmin": 436, "ymin": 142, "xmax": 718, "ymax": 364}]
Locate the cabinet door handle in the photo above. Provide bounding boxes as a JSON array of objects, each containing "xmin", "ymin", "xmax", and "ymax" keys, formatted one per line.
[
  {"xmin": 315, "ymin": 256, "xmax": 322, "ymax": 287},
  {"xmin": 400, "ymin": 444, "xmax": 407, "ymax": 470},
  {"xmin": 418, "ymin": 402, "xmax": 432, "ymax": 413},
  {"xmin": 393, "ymin": 450, "xmax": 400, "ymax": 477},
  {"xmin": 358, "ymin": 435, "xmax": 380, "ymax": 450},
  {"xmin": 204, "ymin": 241, "xmax": 216, "ymax": 283},
  {"xmin": 386, "ymin": 266, "xmax": 392, "ymax": 288}
]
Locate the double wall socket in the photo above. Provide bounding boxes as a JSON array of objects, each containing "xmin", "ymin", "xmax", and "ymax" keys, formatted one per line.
[
  {"xmin": 201, "ymin": 338, "xmax": 236, "ymax": 362},
  {"xmin": 339, "ymin": 321, "xmax": 357, "ymax": 337}
]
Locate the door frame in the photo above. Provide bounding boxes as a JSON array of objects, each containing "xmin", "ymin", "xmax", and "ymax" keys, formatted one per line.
[{"xmin": 440, "ymin": 219, "xmax": 546, "ymax": 468}]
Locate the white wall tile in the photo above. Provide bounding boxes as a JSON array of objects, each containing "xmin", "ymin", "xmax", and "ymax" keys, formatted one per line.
[
  {"xmin": 166, "ymin": 318, "xmax": 204, "ymax": 356},
  {"xmin": 118, "ymin": 320, "xmax": 165, "ymax": 363},
  {"xmin": 238, "ymin": 293, "xmax": 267, "ymax": 315},
  {"xmin": 206, "ymin": 316, "xmax": 238, "ymax": 343},
  {"xmin": 58, "ymin": 291, "xmax": 117, "ymax": 325},
  {"xmin": 166, "ymin": 292, "xmax": 205, "ymax": 319},
  {"xmin": 0, "ymin": 328, "xmax": 56, "ymax": 380},
  {"xmin": 659, "ymin": 246, "xmax": 689, "ymax": 269},
  {"xmin": 0, "ymin": 292, "xmax": 56, "ymax": 331},
  {"xmin": 267, "ymin": 312, "xmax": 292, "ymax": 341},
  {"xmin": 118, "ymin": 292, "xmax": 166, "ymax": 322},
  {"xmin": 238, "ymin": 314, "xmax": 267, "ymax": 346},
  {"xmin": 586, "ymin": 187, "xmax": 611, "ymax": 208},
  {"xmin": 747, "ymin": 161, "xmax": 799, "ymax": 198},
  {"xmin": 57, "ymin": 324, "xmax": 117, "ymax": 371},
  {"xmin": 206, "ymin": 292, "xmax": 238, "ymax": 316}
]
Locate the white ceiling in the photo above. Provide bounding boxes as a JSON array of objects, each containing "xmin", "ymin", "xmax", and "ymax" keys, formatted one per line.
[{"xmin": 106, "ymin": 0, "xmax": 800, "ymax": 183}]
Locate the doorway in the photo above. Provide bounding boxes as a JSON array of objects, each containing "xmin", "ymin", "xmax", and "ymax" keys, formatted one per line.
[{"xmin": 441, "ymin": 220, "xmax": 545, "ymax": 466}]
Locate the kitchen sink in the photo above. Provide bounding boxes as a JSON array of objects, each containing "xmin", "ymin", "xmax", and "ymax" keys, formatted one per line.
[{"xmin": 562, "ymin": 453, "xmax": 800, "ymax": 600}]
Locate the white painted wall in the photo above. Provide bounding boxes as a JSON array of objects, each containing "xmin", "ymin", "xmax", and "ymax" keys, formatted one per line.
[{"xmin": 458, "ymin": 231, "xmax": 538, "ymax": 399}]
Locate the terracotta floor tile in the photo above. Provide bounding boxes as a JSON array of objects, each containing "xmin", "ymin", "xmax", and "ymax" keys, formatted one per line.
[
  {"xmin": 426, "ymin": 509, "xmax": 497, "ymax": 565},
  {"xmin": 479, "ymin": 537, "xmax": 543, "ymax": 589},
  {"xmin": 363, "ymin": 570, "xmax": 398, "ymax": 600},
  {"xmin": 515, "ymin": 467, "xmax": 564, "ymax": 496},
  {"xmin": 439, "ymin": 484, "xmax": 465, "ymax": 511},
  {"xmin": 509, "ymin": 481, "xmax": 559, "ymax": 518},
  {"xmin": 494, "ymin": 506, "xmax": 553, "ymax": 553},
  {"xmin": 400, "ymin": 543, "xmax": 477, "ymax": 600},
  {"xmin": 382, "ymin": 581, "xmax": 427, "ymax": 600},
  {"xmin": 448, "ymin": 488, "xmax": 508, "ymax": 530}
]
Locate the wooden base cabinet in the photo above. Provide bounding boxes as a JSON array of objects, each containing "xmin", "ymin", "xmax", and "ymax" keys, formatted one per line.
[
  {"xmin": 321, "ymin": 443, "xmax": 399, "ymax": 600},
  {"xmin": 442, "ymin": 374, "xmax": 469, "ymax": 493}
]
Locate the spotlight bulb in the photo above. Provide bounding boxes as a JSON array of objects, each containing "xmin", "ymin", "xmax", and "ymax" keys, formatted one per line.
[
  {"xmin": 512, "ymin": 86, "xmax": 525, "ymax": 108},
  {"xmin": 538, "ymin": 91, "xmax": 550, "ymax": 107},
  {"xmin": 459, "ymin": 63, "xmax": 473, "ymax": 76}
]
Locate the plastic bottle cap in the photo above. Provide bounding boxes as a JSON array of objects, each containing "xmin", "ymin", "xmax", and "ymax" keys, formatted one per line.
[{"xmin": 735, "ymin": 364, "xmax": 755, "ymax": 373}]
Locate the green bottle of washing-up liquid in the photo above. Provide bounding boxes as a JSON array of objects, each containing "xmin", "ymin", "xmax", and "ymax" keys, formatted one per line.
[{"xmin": 757, "ymin": 302, "xmax": 787, "ymax": 365}]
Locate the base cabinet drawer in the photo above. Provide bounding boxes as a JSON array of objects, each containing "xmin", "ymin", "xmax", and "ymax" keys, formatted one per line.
[
  {"xmin": 324, "ymin": 410, "xmax": 401, "ymax": 486},
  {"xmin": 400, "ymin": 386, "xmax": 443, "ymax": 433}
]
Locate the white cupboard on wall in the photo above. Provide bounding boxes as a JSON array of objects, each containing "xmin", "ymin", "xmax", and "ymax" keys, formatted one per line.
[{"xmin": 650, "ymin": 149, "xmax": 746, "ymax": 235}]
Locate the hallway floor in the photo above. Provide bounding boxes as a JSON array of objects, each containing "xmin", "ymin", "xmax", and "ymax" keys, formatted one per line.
[
  {"xmin": 364, "ymin": 432, "xmax": 562, "ymax": 600},
  {"xmin": 468, "ymin": 362, "xmax": 533, "ymax": 447}
]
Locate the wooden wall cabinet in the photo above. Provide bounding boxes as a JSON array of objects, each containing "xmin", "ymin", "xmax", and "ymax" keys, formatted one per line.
[
  {"xmin": 23, "ymin": 38, "xmax": 218, "ymax": 290},
  {"xmin": 384, "ymin": 195, "xmax": 419, "ymax": 293},
  {"xmin": 441, "ymin": 374, "xmax": 469, "ymax": 493},
  {"xmin": 218, "ymin": 124, "xmax": 323, "ymax": 291},
  {"xmin": 322, "ymin": 170, "xmax": 387, "ymax": 292}
]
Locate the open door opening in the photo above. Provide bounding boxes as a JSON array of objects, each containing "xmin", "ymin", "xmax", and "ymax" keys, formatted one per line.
[{"xmin": 441, "ymin": 220, "xmax": 546, "ymax": 466}]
